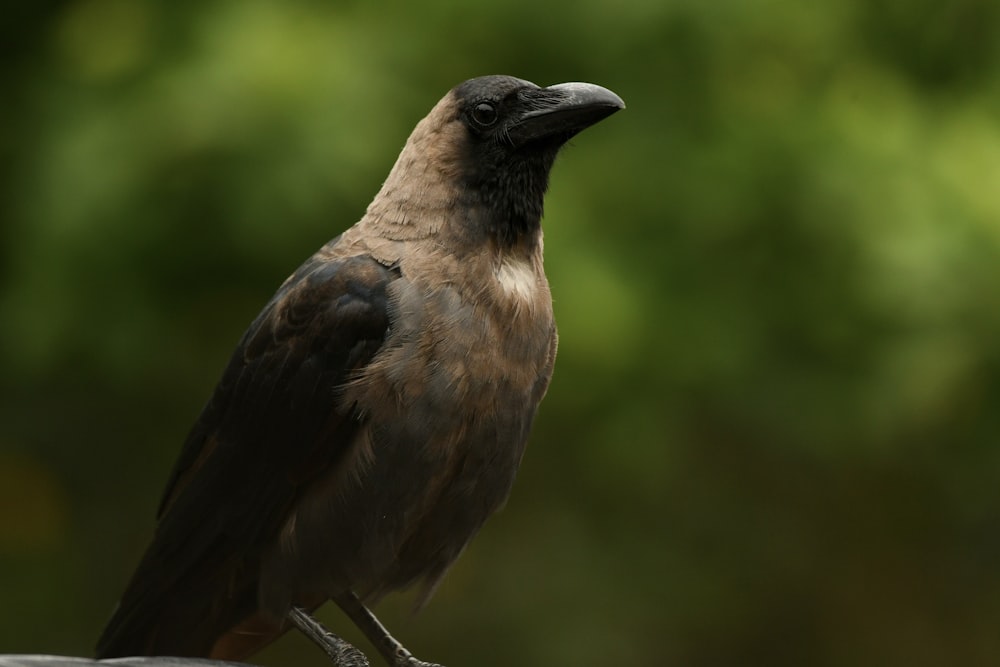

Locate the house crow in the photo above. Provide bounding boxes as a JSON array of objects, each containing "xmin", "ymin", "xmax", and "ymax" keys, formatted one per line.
[{"xmin": 96, "ymin": 75, "xmax": 624, "ymax": 667}]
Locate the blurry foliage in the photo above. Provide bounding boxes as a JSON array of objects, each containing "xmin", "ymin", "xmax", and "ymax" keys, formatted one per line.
[{"xmin": 2, "ymin": 0, "xmax": 1000, "ymax": 665}]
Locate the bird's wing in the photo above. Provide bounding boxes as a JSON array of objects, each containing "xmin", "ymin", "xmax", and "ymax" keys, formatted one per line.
[
  {"xmin": 96, "ymin": 249, "xmax": 398, "ymax": 657},
  {"xmin": 158, "ymin": 250, "xmax": 395, "ymax": 521}
]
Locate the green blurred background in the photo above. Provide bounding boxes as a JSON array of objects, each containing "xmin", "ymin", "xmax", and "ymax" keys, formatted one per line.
[{"xmin": 3, "ymin": 0, "xmax": 1000, "ymax": 665}]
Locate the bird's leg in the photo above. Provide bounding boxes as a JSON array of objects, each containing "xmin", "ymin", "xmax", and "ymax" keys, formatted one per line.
[
  {"xmin": 334, "ymin": 592, "xmax": 444, "ymax": 667},
  {"xmin": 288, "ymin": 606, "xmax": 371, "ymax": 667}
]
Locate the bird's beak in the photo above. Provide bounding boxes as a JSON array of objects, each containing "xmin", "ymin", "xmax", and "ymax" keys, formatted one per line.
[{"xmin": 510, "ymin": 82, "xmax": 625, "ymax": 146}]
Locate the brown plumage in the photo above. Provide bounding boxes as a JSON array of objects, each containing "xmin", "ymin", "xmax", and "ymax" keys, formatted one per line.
[{"xmin": 96, "ymin": 75, "xmax": 623, "ymax": 666}]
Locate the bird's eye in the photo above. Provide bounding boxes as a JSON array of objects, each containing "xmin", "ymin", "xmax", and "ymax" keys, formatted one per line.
[{"xmin": 471, "ymin": 102, "xmax": 498, "ymax": 127}]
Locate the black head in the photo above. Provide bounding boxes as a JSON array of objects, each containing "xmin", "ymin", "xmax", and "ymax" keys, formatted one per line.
[
  {"xmin": 453, "ymin": 75, "xmax": 624, "ymax": 148},
  {"xmin": 449, "ymin": 75, "xmax": 624, "ymax": 245}
]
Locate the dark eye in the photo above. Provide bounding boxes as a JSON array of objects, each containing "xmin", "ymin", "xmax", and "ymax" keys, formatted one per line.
[{"xmin": 471, "ymin": 102, "xmax": 498, "ymax": 127}]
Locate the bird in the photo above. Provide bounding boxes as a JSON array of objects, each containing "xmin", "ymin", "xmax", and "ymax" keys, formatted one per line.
[{"xmin": 95, "ymin": 74, "xmax": 624, "ymax": 666}]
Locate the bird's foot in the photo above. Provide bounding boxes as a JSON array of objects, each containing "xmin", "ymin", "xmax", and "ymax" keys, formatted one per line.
[
  {"xmin": 289, "ymin": 606, "xmax": 371, "ymax": 667},
  {"xmin": 391, "ymin": 646, "xmax": 444, "ymax": 667},
  {"xmin": 331, "ymin": 644, "xmax": 371, "ymax": 667}
]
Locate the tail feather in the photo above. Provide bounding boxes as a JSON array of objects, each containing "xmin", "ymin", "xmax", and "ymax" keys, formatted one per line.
[{"xmin": 95, "ymin": 550, "xmax": 258, "ymax": 658}]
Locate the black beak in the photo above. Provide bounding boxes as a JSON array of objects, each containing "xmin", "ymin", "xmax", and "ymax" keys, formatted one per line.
[{"xmin": 510, "ymin": 82, "xmax": 625, "ymax": 146}]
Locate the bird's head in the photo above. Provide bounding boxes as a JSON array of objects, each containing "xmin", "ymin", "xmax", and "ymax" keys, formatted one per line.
[
  {"xmin": 450, "ymin": 75, "xmax": 624, "ymax": 244},
  {"xmin": 451, "ymin": 75, "xmax": 624, "ymax": 154},
  {"xmin": 371, "ymin": 75, "xmax": 624, "ymax": 248}
]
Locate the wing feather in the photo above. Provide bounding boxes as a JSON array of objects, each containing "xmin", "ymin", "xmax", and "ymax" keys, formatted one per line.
[{"xmin": 96, "ymin": 251, "xmax": 399, "ymax": 658}]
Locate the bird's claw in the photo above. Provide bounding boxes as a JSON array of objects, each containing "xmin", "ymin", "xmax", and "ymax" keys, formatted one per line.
[
  {"xmin": 392, "ymin": 647, "xmax": 444, "ymax": 667},
  {"xmin": 338, "ymin": 645, "xmax": 371, "ymax": 667}
]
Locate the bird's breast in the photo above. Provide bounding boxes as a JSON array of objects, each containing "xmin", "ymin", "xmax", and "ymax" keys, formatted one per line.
[
  {"xmin": 496, "ymin": 256, "xmax": 538, "ymax": 305},
  {"xmin": 265, "ymin": 256, "xmax": 556, "ymax": 607},
  {"xmin": 362, "ymin": 265, "xmax": 554, "ymax": 429}
]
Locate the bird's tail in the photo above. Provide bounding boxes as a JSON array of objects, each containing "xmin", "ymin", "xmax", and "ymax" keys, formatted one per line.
[{"xmin": 95, "ymin": 550, "xmax": 261, "ymax": 659}]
